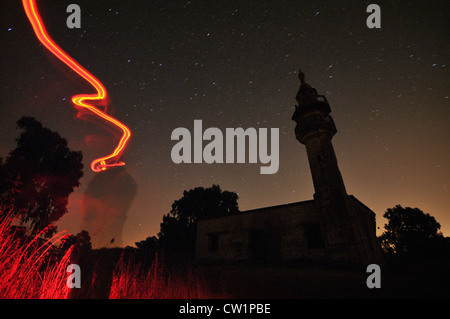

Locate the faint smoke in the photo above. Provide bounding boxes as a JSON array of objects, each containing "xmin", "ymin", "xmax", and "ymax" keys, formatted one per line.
[{"xmin": 81, "ymin": 166, "xmax": 137, "ymax": 248}]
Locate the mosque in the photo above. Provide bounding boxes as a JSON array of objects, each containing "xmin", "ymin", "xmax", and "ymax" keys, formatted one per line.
[{"xmin": 195, "ymin": 71, "xmax": 384, "ymax": 265}]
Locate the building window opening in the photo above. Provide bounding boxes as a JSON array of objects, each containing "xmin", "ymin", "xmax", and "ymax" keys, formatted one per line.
[
  {"xmin": 303, "ymin": 223, "xmax": 325, "ymax": 248},
  {"xmin": 208, "ymin": 233, "xmax": 219, "ymax": 252}
]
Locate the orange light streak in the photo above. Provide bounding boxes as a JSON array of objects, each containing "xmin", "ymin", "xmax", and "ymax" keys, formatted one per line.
[{"xmin": 22, "ymin": 0, "xmax": 131, "ymax": 172}]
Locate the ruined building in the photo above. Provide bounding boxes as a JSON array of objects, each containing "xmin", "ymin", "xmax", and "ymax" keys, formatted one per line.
[{"xmin": 195, "ymin": 71, "xmax": 384, "ymax": 265}]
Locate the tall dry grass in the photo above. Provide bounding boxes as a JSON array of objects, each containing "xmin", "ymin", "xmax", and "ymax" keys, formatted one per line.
[
  {"xmin": 0, "ymin": 213, "xmax": 73, "ymax": 298},
  {"xmin": 0, "ymin": 210, "xmax": 227, "ymax": 299},
  {"xmin": 109, "ymin": 255, "xmax": 227, "ymax": 299}
]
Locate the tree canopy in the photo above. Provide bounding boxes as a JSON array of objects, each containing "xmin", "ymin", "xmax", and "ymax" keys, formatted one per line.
[
  {"xmin": 379, "ymin": 205, "xmax": 449, "ymax": 259},
  {"xmin": 0, "ymin": 117, "xmax": 84, "ymax": 236},
  {"xmin": 156, "ymin": 184, "xmax": 239, "ymax": 256}
]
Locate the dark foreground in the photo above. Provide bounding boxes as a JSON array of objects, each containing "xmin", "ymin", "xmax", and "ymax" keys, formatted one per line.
[
  {"xmin": 69, "ymin": 248, "xmax": 450, "ymax": 299},
  {"xmin": 197, "ymin": 260, "xmax": 450, "ymax": 299}
]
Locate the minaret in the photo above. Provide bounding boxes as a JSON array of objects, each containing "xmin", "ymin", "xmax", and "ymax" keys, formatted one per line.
[
  {"xmin": 292, "ymin": 70, "xmax": 361, "ymax": 260},
  {"xmin": 292, "ymin": 70, "xmax": 347, "ymax": 201}
]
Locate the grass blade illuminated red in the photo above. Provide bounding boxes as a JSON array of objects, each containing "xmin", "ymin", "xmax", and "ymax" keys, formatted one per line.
[{"xmin": 22, "ymin": 0, "xmax": 131, "ymax": 172}]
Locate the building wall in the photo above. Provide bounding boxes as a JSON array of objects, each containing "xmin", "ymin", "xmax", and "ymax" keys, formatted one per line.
[
  {"xmin": 346, "ymin": 195, "xmax": 384, "ymax": 264},
  {"xmin": 196, "ymin": 196, "xmax": 384, "ymax": 265},
  {"xmin": 196, "ymin": 200, "xmax": 323, "ymax": 262}
]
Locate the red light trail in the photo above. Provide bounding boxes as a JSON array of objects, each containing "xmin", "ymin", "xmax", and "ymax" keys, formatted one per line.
[{"xmin": 22, "ymin": 0, "xmax": 131, "ymax": 172}]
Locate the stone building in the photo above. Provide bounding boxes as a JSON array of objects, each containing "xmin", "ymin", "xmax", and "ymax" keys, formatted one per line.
[{"xmin": 195, "ymin": 71, "xmax": 384, "ymax": 265}]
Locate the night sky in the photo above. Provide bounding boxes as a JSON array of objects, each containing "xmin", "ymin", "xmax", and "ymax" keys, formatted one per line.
[{"xmin": 1, "ymin": 0, "xmax": 449, "ymax": 247}]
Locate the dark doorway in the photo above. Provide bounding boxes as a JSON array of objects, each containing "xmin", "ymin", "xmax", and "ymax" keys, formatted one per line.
[
  {"xmin": 249, "ymin": 229, "xmax": 267, "ymax": 262},
  {"xmin": 208, "ymin": 233, "xmax": 219, "ymax": 252},
  {"xmin": 303, "ymin": 223, "xmax": 325, "ymax": 249}
]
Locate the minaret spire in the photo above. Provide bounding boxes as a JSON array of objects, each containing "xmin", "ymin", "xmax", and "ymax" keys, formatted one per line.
[
  {"xmin": 292, "ymin": 70, "xmax": 385, "ymax": 265},
  {"xmin": 292, "ymin": 70, "xmax": 351, "ymax": 258},
  {"xmin": 295, "ymin": 70, "xmax": 320, "ymax": 107},
  {"xmin": 292, "ymin": 70, "xmax": 346, "ymax": 199}
]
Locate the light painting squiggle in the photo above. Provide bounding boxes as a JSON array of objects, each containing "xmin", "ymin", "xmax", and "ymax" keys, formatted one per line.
[{"xmin": 22, "ymin": 0, "xmax": 131, "ymax": 172}]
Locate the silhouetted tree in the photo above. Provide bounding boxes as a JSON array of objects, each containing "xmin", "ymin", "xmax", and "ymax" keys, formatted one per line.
[
  {"xmin": 379, "ymin": 205, "xmax": 449, "ymax": 259},
  {"xmin": 134, "ymin": 236, "xmax": 159, "ymax": 263},
  {"xmin": 0, "ymin": 158, "xmax": 6, "ymax": 195},
  {"xmin": 158, "ymin": 184, "xmax": 239, "ymax": 256},
  {"xmin": 135, "ymin": 236, "xmax": 158, "ymax": 251},
  {"xmin": 0, "ymin": 117, "xmax": 84, "ymax": 236},
  {"xmin": 75, "ymin": 230, "xmax": 92, "ymax": 251},
  {"xmin": 60, "ymin": 230, "xmax": 91, "ymax": 263},
  {"xmin": 60, "ymin": 234, "xmax": 78, "ymax": 251}
]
